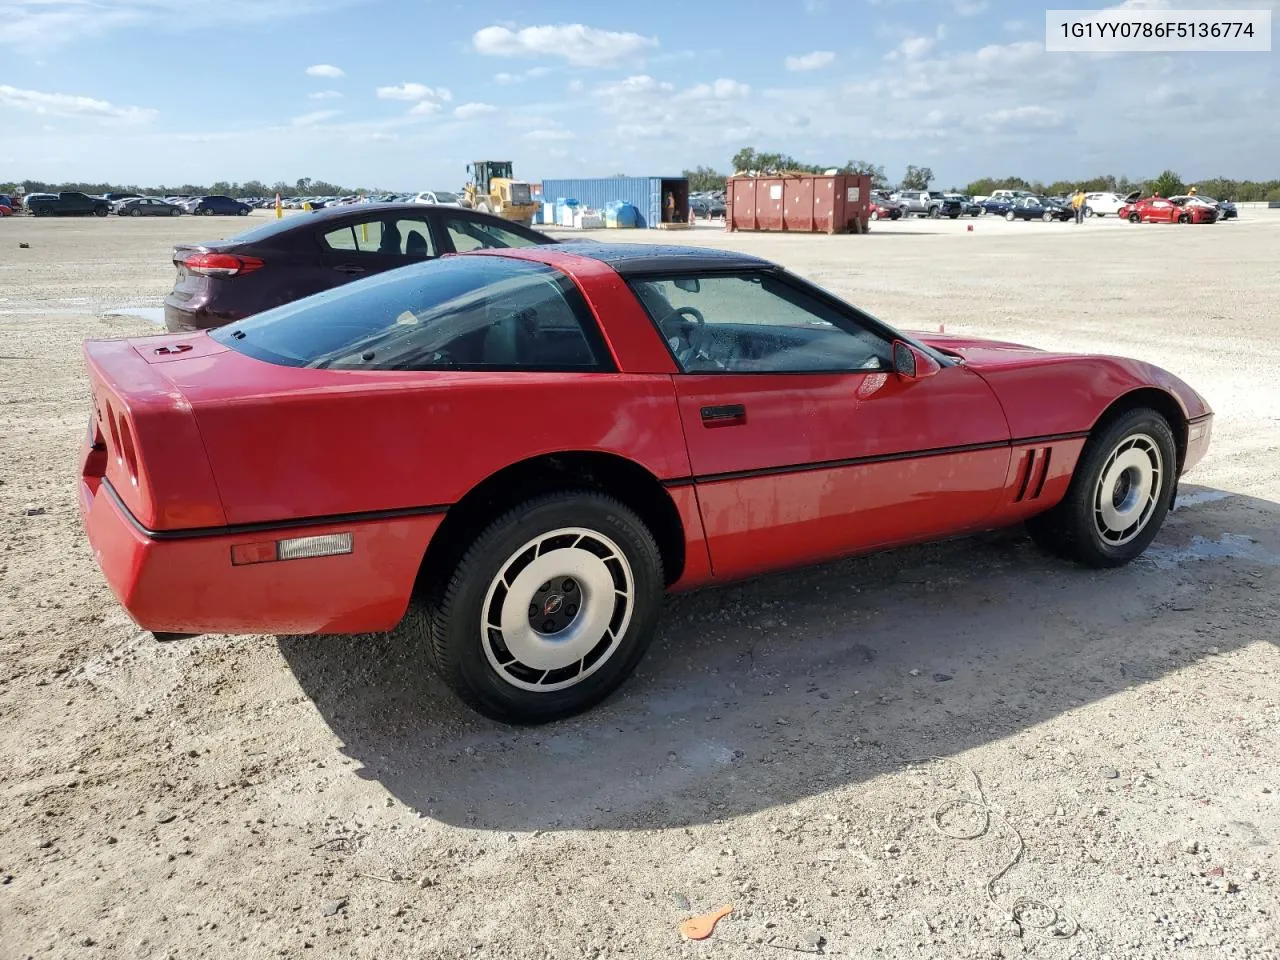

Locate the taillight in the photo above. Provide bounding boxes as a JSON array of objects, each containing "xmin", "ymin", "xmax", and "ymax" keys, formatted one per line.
[{"xmin": 183, "ymin": 253, "xmax": 264, "ymax": 277}]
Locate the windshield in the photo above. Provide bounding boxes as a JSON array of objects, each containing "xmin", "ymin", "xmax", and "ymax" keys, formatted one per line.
[
  {"xmin": 433, "ymin": 191, "xmax": 459, "ymax": 203},
  {"xmin": 210, "ymin": 255, "xmax": 606, "ymax": 372}
]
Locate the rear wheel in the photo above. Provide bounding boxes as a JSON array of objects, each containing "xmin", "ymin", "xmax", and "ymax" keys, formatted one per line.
[
  {"xmin": 1177, "ymin": 213, "xmax": 1189, "ymax": 224},
  {"xmin": 1005, "ymin": 211, "xmax": 1016, "ymax": 222},
  {"xmin": 870, "ymin": 210, "xmax": 881, "ymax": 221},
  {"xmin": 424, "ymin": 491, "xmax": 664, "ymax": 724},
  {"xmin": 1026, "ymin": 407, "xmax": 1176, "ymax": 568},
  {"xmin": 203, "ymin": 208, "xmax": 215, "ymax": 216},
  {"xmin": 94, "ymin": 207, "xmax": 108, "ymax": 217},
  {"xmin": 170, "ymin": 208, "xmax": 181, "ymax": 216},
  {"xmin": 1128, "ymin": 212, "xmax": 1140, "ymax": 223},
  {"xmin": 1042, "ymin": 211, "xmax": 1053, "ymax": 222},
  {"xmin": 129, "ymin": 208, "xmax": 141, "ymax": 217}
]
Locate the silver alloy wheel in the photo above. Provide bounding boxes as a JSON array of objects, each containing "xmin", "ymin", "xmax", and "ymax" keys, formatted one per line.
[
  {"xmin": 481, "ymin": 527, "xmax": 634, "ymax": 692},
  {"xmin": 1093, "ymin": 433, "xmax": 1163, "ymax": 546}
]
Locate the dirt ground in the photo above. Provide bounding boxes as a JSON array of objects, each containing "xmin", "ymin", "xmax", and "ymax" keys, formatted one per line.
[{"xmin": 1, "ymin": 210, "xmax": 1277, "ymax": 960}]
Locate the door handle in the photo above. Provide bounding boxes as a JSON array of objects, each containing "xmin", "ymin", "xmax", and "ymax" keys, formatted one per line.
[
  {"xmin": 334, "ymin": 264, "xmax": 367, "ymax": 274},
  {"xmin": 700, "ymin": 403, "xmax": 747, "ymax": 427}
]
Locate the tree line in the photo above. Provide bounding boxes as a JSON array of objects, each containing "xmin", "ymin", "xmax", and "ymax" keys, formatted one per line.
[
  {"xmin": 0, "ymin": 177, "xmax": 379, "ymax": 198},
  {"xmin": 684, "ymin": 151, "xmax": 1280, "ymax": 202}
]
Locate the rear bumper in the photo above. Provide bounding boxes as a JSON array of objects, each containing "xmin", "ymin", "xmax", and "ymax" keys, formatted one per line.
[
  {"xmin": 79, "ymin": 476, "xmax": 443, "ymax": 635},
  {"xmin": 162, "ymin": 298, "xmax": 242, "ymax": 333}
]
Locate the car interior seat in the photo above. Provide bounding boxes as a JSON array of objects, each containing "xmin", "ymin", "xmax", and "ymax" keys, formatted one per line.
[
  {"xmin": 378, "ymin": 222, "xmax": 402, "ymax": 255},
  {"xmin": 405, "ymin": 230, "xmax": 429, "ymax": 257}
]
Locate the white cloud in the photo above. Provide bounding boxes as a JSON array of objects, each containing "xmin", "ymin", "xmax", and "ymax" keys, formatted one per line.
[
  {"xmin": 472, "ymin": 23, "xmax": 657, "ymax": 67},
  {"xmin": 0, "ymin": 85, "xmax": 156, "ymax": 123},
  {"xmin": 785, "ymin": 50, "xmax": 836, "ymax": 71},
  {"xmin": 308, "ymin": 90, "xmax": 342, "ymax": 100},
  {"xmin": 982, "ymin": 105, "xmax": 1065, "ymax": 129},
  {"xmin": 408, "ymin": 100, "xmax": 442, "ymax": 116},
  {"xmin": 524, "ymin": 129, "xmax": 575, "ymax": 141},
  {"xmin": 680, "ymin": 78, "xmax": 750, "ymax": 100},
  {"xmin": 954, "ymin": 0, "xmax": 988, "ymax": 14},
  {"xmin": 376, "ymin": 82, "xmax": 451, "ymax": 101},
  {"xmin": 306, "ymin": 64, "xmax": 345, "ymax": 79},
  {"xmin": 291, "ymin": 109, "xmax": 340, "ymax": 126},
  {"xmin": 454, "ymin": 102, "xmax": 498, "ymax": 119},
  {"xmin": 888, "ymin": 36, "xmax": 936, "ymax": 60}
]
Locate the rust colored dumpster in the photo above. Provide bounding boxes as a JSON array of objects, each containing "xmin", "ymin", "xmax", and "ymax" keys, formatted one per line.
[{"xmin": 727, "ymin": 174, "xmax": 871, "ymax": 234}]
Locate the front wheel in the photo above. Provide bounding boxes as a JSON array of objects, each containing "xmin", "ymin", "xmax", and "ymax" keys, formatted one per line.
[
  {"xmin": 94, "ymin": 207, "xmax": 108, "ymax": 217},
  {"xmin": 424, "ymin": 492, "xmax": 664, "ymax": 724},
  {"xmin": 1005, "ymin": 211, "xmax": 1016, "ymax": 222},
  {"xmin": 129, "ymin": 208, "xmax": 141, "ymax": 217},
  {"xmin": 203, "ymin": 208, "xmax": 215, "ymax": 216},
  {"xmin": 1026, "ymin": 407, "xmax": 1176, "ymax": 568},
  {"xmin": 1128, "ymin": 212, "xmax": 1140, "ymax": 223},
  {"xmin": 170, "ymin": 208, "xmax": 181, "ymax": 216},
  {"xmin": 870, "ymin": 210, "xmax": 880, "ymax": 221},
  {"xmin": 1042, "ymin": 211, "xmax": 1053, "ymax": 222}
]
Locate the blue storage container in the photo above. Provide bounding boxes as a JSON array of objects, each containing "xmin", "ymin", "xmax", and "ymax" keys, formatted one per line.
[{"xmin": 538, "ymin": 177, "xmax": 688, "ymax": 228}]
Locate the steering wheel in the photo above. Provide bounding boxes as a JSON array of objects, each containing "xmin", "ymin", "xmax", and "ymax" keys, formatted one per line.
[{"xmin": 658, "ymin": 305, "xmax": 705, "ymax": 340}]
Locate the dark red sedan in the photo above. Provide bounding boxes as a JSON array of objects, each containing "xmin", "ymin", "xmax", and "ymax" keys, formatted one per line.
[
  {"xmin": 1121, "ymin": 196, "xmax": 1218, "ymax": 224},
  {"xmin": 82, "ymin": 244, "xmax": 1212, "ymax": 723},
  {"xmin": 162, "ymin": 203, "xmax": 556, "ymax": 332}
]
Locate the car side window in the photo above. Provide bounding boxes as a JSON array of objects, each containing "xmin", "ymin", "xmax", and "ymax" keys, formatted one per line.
[
  {"xmin": 443, "ymin": 216, "xmax": 541, "ymax": 252},
  {"xmin": 321, "ymin": 218, "xmax": 436, "ymax": 256},
  {"xmin": 628, "ymin": 274, "xmax": 892, "ymax": 374}
]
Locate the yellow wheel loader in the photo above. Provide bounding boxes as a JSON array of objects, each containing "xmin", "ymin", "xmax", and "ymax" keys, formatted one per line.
[{"xmin": 461, "ymin": 161, "xmax": 538, "ymax": 227}]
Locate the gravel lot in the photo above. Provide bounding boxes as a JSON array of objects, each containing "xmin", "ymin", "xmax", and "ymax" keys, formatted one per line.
[{"xmin": 1, "ymin": 210, "xmax": 1277, "ymax": 960}]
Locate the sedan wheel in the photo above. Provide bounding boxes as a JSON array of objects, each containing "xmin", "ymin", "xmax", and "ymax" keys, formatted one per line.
[
  {"xmin": 1005, "ymin": 211, "xmax": 1016, "ymax": 222},
  {"xmin": 1128, "ymin": 212, "xmax": 1140, "ymax": 223},
  {"xmin": 1084, "ymin": 207, "xmax": 1094, "ymax": 217},
  {"xmin": 170, "ymin": 208, "xmax": 181, "ymax": 216},
  {"xmin": 424, "ymin": 491, "xmax": 663, "ymax": 723},
  {"xmin": 203, "ymin": 208, "xmax": 215, "ymax": 216},
  {"xmin": 1026, "ymin": 407, "xmax": 1175, "ymax": 567},
  {"xmin": 1042, "ymin": 211, "xmax": 1053, "ymax": 222},
  {"xmin": 1177, "ymin": 213, "xmax": 1189, "ymax": 224},
  {"xmin": 130, "ymin": 208, "xmax": 141, "ymax": 217},
  {"xmin": 870, "ymin": 210, "xmax": 881, "ymax": 221}
]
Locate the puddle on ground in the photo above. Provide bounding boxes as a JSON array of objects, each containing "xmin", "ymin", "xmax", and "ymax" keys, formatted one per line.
[
  {"xmin": 1175, "ymin": 490, "xmax": 1233, "ymax": 510},
  {"xmin": 101, "ymin": 306, "xmax": 166, "ymax": 326},
  {"xmin": 1143, "ymin": 533, "xmax": 1280, "ymax": 570}
]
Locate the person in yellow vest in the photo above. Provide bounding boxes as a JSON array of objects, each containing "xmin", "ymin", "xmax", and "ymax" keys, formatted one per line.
[
  {"xmin": 1188, "ymin": 185, "xmax": 1197, "ymax": 196},
  {"xmin": 1071, "ymin": 187, "xmax": 1087, "ymax": 225}
]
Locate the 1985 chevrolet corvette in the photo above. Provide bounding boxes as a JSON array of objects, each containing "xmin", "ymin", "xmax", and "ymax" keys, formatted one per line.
[{"xmin": 80, "ymin": 244, "xmax": 1212, "ymax": 722}]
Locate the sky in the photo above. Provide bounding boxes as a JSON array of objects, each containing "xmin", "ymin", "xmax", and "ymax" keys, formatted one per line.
[{"xmin": 1, "ymin": 0, "xmax": 1276, "ymax": 191}]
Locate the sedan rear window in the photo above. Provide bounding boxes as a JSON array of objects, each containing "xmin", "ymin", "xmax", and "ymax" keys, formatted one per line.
[{"xmin": 210, "ymin": 255, "xmax": 611, "ymax": 372}]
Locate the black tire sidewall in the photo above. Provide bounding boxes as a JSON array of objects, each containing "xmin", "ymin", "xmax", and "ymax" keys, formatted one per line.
[{"xmin": 428, "ymin": 492, "xmax": 664, "ymax": 724}]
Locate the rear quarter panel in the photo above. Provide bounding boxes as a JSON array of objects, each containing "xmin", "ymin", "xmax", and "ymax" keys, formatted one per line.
[{"xmin": 168, "ymin": 357, "xmax": 691, "ymax": 524}]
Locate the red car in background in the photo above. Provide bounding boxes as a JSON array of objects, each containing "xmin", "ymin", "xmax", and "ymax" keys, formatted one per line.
[
  {"xmin": 869, "ymin": 199, "xmax": 903, "ymax": 221},
  {"xmin": 1120, "ymin": 196, "xmax": 1218, "ymax": 224},
  {"xmin": 79, "ymin": 244, "xmax": 1213, "ymax": 723}
]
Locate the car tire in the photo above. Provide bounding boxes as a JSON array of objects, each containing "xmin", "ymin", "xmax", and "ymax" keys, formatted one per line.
[
  {"xmin": 424, "ymin": 491, "xmax": 665, "ymax": 724},
  {"xmin": 1177, "ymin": 213, "xmax": 1189, "ymax": 224},
  {"xmin": 1128, "ymin": 212, "xmax": 1140, "ymax": 223},
  {"xmin": 1084, "ymin": 207, "xmax": 1094, "ymax": 217},
  {"xmin": 1042, "ymin": 211, "xmax": 1053, "ymax": 222},
  {"xmin": 170, "ymin": 208, "xmax": 181, "ymax": 216},
  {"xmin": 1005, "ymin": 211, "xmax": 1016, "ymax": 222},
  {"xmin": 203, "ymin": 208, "xmax": 215, "ymax": 216},
  {"xmin": 238, "ymin": 208, "xmax": 249, "ymax": 216},
  {"xmin": 1026, "ymin": 407, "xmax": 1176, "ymax": 569},
  {"xmin": 129, "ymin": 208, "xmax": 141, "ymax": 217},
  {"xmin": 870, "ymin": 210, "xmax": 880, "ymax": 221},
  {"xmin": 928, "ymin": 207, "xmax": 939, "ymax": 219},
  {"xmin": 94, "ymin": 207, "xmax": 108, "ymax": 217}
]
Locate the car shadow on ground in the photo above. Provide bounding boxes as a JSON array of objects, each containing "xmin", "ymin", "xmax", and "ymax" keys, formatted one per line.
[{"xmin": 277, "ymin": 485, "xmax": 1278, "ymax": 832}]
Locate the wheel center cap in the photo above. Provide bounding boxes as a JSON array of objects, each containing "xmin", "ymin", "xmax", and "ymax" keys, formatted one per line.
[{"xmin": 543, "ymin": 595, "xmax": 564, "ymax": 616}]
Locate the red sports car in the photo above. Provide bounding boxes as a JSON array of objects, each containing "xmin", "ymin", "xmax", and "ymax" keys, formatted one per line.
[
  {"xmin": 79, "ymin": 245, "xmax": 1213, "ymax": 723},
  {"xmin": 1122, "ymin": 196, "xmax": 1218, "ymax": 224}
]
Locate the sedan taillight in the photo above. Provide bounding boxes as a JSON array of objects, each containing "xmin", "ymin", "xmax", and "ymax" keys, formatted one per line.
[{"xmin": 183, "ymin": 253, "xmax": 264, "ymax": 277}]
